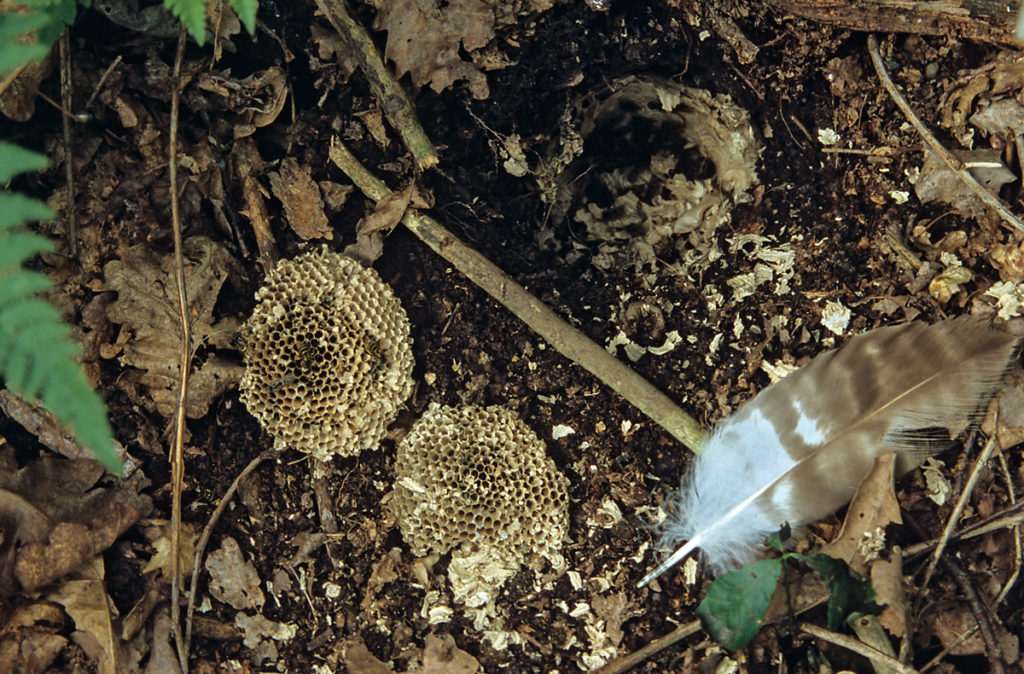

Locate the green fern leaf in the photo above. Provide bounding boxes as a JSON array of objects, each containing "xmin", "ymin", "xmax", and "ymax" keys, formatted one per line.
[
  {"xmin": 162, "ymin": 0, "xmax": 207, "ymax": 45},
  {"xmin": 0, "ymin": 14, "xmax": 51, "ymax": 76},
  {"xmin": 0, "ymin": 193, "xmax": 57, "ymax": 229},
  {"xmin": 0, "ymin": 273, "xmax": 54, "ymax": 308},
  {"xmin": 0, "ymin": 142, "xmax": 50, "ymax": 182},
  {"xmin": 229, "ymin": 0, "xmax": 257, "ymax": 35},
  {"xmin": 0, "ymin": 145, "xmax": 120, "ymax": 474}
]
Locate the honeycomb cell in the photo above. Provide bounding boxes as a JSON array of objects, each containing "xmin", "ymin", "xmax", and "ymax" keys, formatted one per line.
[
  {"xmin": 239, "ymin": 247, "xmax": 413, "ymax": 460},
  {"xmin": 388, "ymin": 404, "xmax": 569, "ymax": 567}
]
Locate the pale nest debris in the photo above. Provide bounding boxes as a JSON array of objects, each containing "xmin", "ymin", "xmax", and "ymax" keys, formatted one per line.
[
  {"xmin": 239, "ymin": 247, "xmax": 413, "ymax": 460},
  {"xmin": 388, "ymin": 403, "xmax": 569, "ymax": 567}
]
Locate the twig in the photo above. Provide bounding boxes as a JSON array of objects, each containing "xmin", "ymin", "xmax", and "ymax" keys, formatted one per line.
[
  {"xmin": 58, "ymin": 34, "xmax": 76, "ymax": 255},
  {"xmin": 904, "ymin": 511, "xmax": 1008, "ymax": 674},
  {"xmin": 168, "ymin": 23, "xmax": 190, "ymax": 673},
  {"xmin": 942, "ymin": 558, "xmax": 1006, "ymax": 673},
  {"xmin": 799, "ymin": 622, "xmax": 920, "ymax": 674},
  {"xmin": 328, "ymin": 137, "xmax": 705, "ymax": 452},
  {"xmin": 994, "ymin": 450, "xmax": 1021, "ymax": 605},
  {"xmin": 866, "ymin": 35, "xmax": 1024, "ymax": 235},
  {"xmin": 918, "ymin": 432, "xmax": 999, "ymax": 597},
  {"xmin": 592, "ymin": 620, "xmax": 702, "ymax": 674},
  {"xmin": 185, "ymin": 448, "xmax": 281, "ymax": 651},
  {"xmin": 902, "ymin": 500, "xmax": 1024, "ymax": 557},
  {"xmin": 314, "ymin": 0, "xmax": 438, "ymax": 170},
  {"xmin": 83, "ymin": 55, "xmax": 122, "ymax": 113}
]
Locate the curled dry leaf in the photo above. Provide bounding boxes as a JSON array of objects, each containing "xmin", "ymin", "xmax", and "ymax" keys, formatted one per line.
[
  {"xmin": 0, "ymin": 602, "xmax": 68, "ymax": 674},
  {"xmin": 47, "ymin": 557, "xmax": 124, "ymax": 674},
  {"xmin": 268, "ymin": 158, "xmax": 332, "ymax": 240},
  {"xmin": 103, "ymin": 236, "xmax": 244, "ymax": 419},
  {"xmin": 196, "ymin": 67, "xmax": 288, "ymax": 138},
  {"xmin": 0, "ymin": 445, "xmax": 151, "ymax": 595},
  {"xmin": 344, "ymin": 184, "xmax": 414, "ymax": 264}
]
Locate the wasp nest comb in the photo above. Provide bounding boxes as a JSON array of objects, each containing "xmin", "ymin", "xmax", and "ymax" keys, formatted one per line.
[
  {"xmin": 388, "ymin": 403, "xmax": 569, "ymax": 566},
  {"xmin": 239, "ymin": 247, "xmax": 413, "ymax": 460}
]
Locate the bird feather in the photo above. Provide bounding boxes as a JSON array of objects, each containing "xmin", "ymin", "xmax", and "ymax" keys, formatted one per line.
[{"xmin": 640, "ymin": 317, "xmax": 1020, "ymax": 587}]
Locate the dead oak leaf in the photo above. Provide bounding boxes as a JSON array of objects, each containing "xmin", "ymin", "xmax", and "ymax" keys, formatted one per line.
[
  {"xmin": 103, "ymin": 236, "xmax": 244, "ymax": 419},
  {"xmin": 205, "ymin": 537, "xmax": 265, "ymax": 612},
  {"xmin": 370, "ymin": 0, "xmax": 494, "ymax": 99}
]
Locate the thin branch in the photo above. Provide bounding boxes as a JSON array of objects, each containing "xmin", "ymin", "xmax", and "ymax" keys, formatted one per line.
[
  {"xmin": 314, "ymin": 0, "xmax": 438, "ymax": 170},
  {"xmin": 800, "ymin": 622, "xmax": 920, "ymax": 674},
  {"xmin": 328, "ymin": 137, "xmax": 706, "ymax": 452},
  {"xmin": 866, "ymin": 34, "xmax": 1024, "ymax": 234},
  {"xmin": 593, "ymin": 620, "xmax": 702, "ymax": 674},
  {"xmin": 58, "ymin": 34, "xmax": 76, "ymax": 255},
  {"xmin": 185, "ymin": 449, "xmax": 281, "ymax": 650},
  {"xmin": 918, "ymin": 432, "xmax": 1000, "ymax": 596},
  {"xmin": 168, "ymin": 23, "xmax": 190, "ymax": 673}
]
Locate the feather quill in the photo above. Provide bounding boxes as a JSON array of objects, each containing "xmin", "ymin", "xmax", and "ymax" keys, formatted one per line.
[{"xmin": 640, "ymin": 317, "xmax": 1020, "ymax": 587}]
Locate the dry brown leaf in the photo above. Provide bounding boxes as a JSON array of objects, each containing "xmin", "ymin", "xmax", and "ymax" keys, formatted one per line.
[
  {"xmin": 0, "ymin": 446, "xmax": 151, "ymax": 595},
  {"xmin": 234, "ymin": 612, "xmax": 296, "ymax": 667},
  {"xmin": 819, "ymin": 453, "xmax": 901, "ymax": 574},
  {"xmin": 47, "ymin": 557, "xmax": 124, "ymax": 674},
  {"xmin": 143, "ymin": 607, "xmax": 181, "ymax": 674},
  {"xmin": 141, "ymin": 519, "xmax": 199, "ymax": 584},
  {"xmin": 420, "ymin": 633, "xmax": 479, "ymax": 673},
  {"xmin": 344, "ymin": 639, "xmax": 392, "ymax": 673},
  {"xmin": 0, "ymin": 391, "xmax": 132, "ymax": 468},
  {"xmin": 103, "ymin": 236, "xmax": 244, "ymax": 419},
  {"xmin": 914, "ymin": 149, "xmax": 1016, "ymax": 220},
  {"xmin": 371, "ymin": 0, "xmax": 494, "ymax": 99},
  {"xmin": 15, "ymin": 502, "xmax": 142, "ymax": 592},
  {"xmin": 870, "ymin": 552, "xmax": 907, "ymax": 638},
  {"xmin": 196, "ymin": 67, "xmax": 288, "ymax": 138},
  {"xmin": 344, "ymin": 184, "xmax": 414, "ymax": 264},
  {"xmin": 318, "ymin": 180, "xmax": 354, "ymax": 213},
  {"xmin": 924, "ymin": 603, "xmax": 1019, "ymax": 659},
  {"xmin": 0, "ymin": 49, "xmax": 54, "ymax": 121},
  {"xmin": 233, "ymin": 137, "xmax": 278, "ymax": 271},
  {"xmin": 267, "ymin": 158, "xmax": 332, "ymax": 240},
  {"xmin": 0, "ymin": 601, "xmax": 68, "ymax": 674},
  {"xmin": 205, "ymin": 537, "xmax": 265, "ymax": 612}
]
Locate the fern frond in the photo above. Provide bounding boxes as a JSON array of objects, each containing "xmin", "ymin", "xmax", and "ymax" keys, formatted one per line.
[{"xmin": 0, "ymin": 143, "xmax": 121, "ymax": 474}]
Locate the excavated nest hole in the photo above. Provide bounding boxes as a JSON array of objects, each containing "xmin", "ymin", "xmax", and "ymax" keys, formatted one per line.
[{"xmin": 545, "ymin": 75, "xmax": 762, "ymax": 274}]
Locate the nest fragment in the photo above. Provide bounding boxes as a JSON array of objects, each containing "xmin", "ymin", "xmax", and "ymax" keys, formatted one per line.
[
  {"xmin": 544, "ymin": 76, "xmax": 761, "ymax": 274},
  {"xmin": 239, "ymin": 247, "xmax": 413, "ymax": 460},
  {"xmin": 388, "ymin": 403, "xmax": 569, "ymax": 567}
]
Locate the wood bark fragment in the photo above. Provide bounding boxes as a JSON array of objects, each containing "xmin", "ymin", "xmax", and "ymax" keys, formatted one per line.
[{"xmin": 768, "ymin": 0, "xmax": 1021, "ymax": 45}]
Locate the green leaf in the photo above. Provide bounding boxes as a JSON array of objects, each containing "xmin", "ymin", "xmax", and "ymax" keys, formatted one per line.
[
  {"xmin": 0, "ymin": 276, "xmax": 55, "ymax": 309},
  {"xmin": 229, "ymin": 0, "xmax": 257, "ymax": 35},
  {"xmin": 0, "ymin": 14, "xmax": 51, "ymax": 76},
  {"xmin": 163, "ymin": 0, "xmax": 206, "ymax": 45},
  {"xmin": 0, "ymin": 231, "xmax": 54, "ymax": 270},
  {"xmin": 797, "ymin": 554, "xmax": 879, "ymax": 631},
  {"xmin": 696, "ymin": 558, "xmax": 783, "ymax": 651},
  {"xmin": 0, "ymin": 194, "xmax": 56, "ymax": 230},
  {"xmin": 0, "ymin": 142, "xmax": 50, "ymax": 183}
]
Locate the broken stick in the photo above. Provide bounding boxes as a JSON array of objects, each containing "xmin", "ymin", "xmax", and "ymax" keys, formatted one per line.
[{"xmin": 328, "ymin": 136, "xmax": 705, "ymax": 453}]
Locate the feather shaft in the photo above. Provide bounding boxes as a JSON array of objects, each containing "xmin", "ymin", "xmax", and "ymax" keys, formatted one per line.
[{"xmin": 641, "ymin": 317, "xmax": 1020, "ymax": 587}]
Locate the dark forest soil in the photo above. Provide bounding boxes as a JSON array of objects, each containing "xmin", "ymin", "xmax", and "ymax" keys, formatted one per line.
[{"xmin": 4, "ymin": 1, "xmax": 1024, "ymax": 672}]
